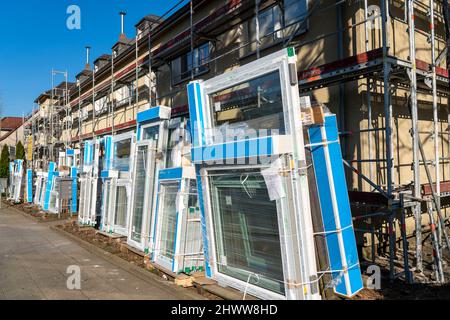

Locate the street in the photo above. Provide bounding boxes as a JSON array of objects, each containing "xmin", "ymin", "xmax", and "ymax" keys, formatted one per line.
[{"xmin": 0, "ymin": 206, "xmax": 204, "ymax": 300}]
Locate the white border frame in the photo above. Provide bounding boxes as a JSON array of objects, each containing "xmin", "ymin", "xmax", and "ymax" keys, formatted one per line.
[
  {"xmin": 201, "ymin": 164, "xmax": 291, "ymax": 300},
  {"xmin": 128, "ymin": 139, "xmax": 157, "ymax": 251},
  {"xmin": 153, "ymin": 179, "xmax": 182, "ymax": 272}
]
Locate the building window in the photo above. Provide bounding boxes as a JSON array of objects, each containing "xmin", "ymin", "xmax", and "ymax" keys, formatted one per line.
[
  {"xmin": 115, "ymin": 85, "xmax": 133, "ymax": 106},
  {"xmin": 94, "ymin": 96, "xmax": 108, "ymax": 115},
  {"xmin": 284, "ymin": 0, "xmax": 308, "ymax": 27},
  {"xmin": 250, "ymin": 5, "xmax": 283, "ymax": 41},
  {"xmin": 80, "ymin": 107, "xmax": 89, "ymax": 121},
  {"xmin": 249, "ymin": 1, "xmax": 308, "ymax": 45},
  {"xmin": 171, "ymin": 42, "xmax": 210, "ymax": 85}
]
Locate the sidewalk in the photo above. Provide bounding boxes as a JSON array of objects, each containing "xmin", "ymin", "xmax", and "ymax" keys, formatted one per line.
[{"xmin": 0, "ymin": 206, "xmax": 205, "ymax": 300}]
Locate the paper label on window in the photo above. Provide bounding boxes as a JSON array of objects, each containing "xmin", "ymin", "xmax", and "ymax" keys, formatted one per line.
[
  {"xmin": 261, "ymin": 160, "xmax": 286, "ymax": 201},
  {"xmin": 225, "ymin": 196, "xmax": 232, "ymax": 206},
  {"xmin": 176, "ymin": 193, "xmax": 186, "ymax": 213},
  {"xmin": 220, "ymin": 255, "xmax": 227, "ymax": 266},
  {"xmin": 215, "ymin": 102, "xmax": 221, "ymax": 112}
]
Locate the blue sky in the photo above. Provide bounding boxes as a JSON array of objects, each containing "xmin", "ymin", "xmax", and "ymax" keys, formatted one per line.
[{"xmin": 0, "ymin": 0, "xmax": 186, "ymax": 117}]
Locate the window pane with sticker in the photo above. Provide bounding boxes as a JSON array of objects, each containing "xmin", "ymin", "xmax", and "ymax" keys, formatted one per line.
[{"xmin": 209, "ymin": 169, "xmax": 285, "ymax": 295}]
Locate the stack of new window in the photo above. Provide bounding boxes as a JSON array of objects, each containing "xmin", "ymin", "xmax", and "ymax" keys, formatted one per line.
[
  {"xmin": 128, "ymin": 107, "xmax": 171, "ymax": 253},
  {"xmin": 188, "ymin": 67, "xmax": 297, "ymax": 299},
  {"xmin": 187, "ymin": 48, "xmax": 363, "ymax": 300},
  {"xmin": 152, "ymin": 119, "xmax": 204, "ymax": 274},
  {"xmin": 101, "ymin": 133, "xmax": 134, "ymax": 236}
]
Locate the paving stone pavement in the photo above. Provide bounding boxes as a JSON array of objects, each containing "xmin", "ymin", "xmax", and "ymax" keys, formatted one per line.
[{"xmin": 0, "ymin": 206, "xmax": 204, "ymax": 300}]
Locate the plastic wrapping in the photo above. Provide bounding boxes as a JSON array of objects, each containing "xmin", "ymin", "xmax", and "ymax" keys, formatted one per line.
[
  {"xmin": 101, "ymin": 179, "xmax": 131, "ymax": 236},
  {"xmin": 186, "ymin": 48, "xmax": 356, "ymax": 300},
  {"xmin": 112, "ymin": 138, "xmax": 132, "ymax": 172},
  {"xmin": 153, "ymin": 178, "xmax": 204, "ymax": 274},
  {"xmin": 8, "ymin": 160, "xmax": 24, "ymax": 203},
  {"xmin": 129, "ymin": 145, "xmax": 150, "ymax": 243},
  {"xmin": 33, "ymin": 174, "xmax": 45, "ymax": 205},
  {"xmin": 78, "ymin": 176, "xmax": 97, "ymax": 225}
]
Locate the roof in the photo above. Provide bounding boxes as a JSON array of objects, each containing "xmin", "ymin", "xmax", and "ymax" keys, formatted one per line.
[
  {"xmin": 112, "ymin": 37, "xmax": 134, "ymax": 50},
  {"xmin": 35, "ymin": 80, "xmax": 78, "ymax": 104},
  {"xmin": 94, "ymin": 54, "xmax": 112, "ymax": 64},
  {"xmin": 52, "ymin": 82, "xmax": 77, "ymax": 97},
  {"xmin": 76, "ymin": 69, "xmax": 93, "ymax": 79},
  {"xmin": 0, "ymin": 117, "xmax": 23, "ymax": 131},
  {"xmin": 135, "ymin": 14, "xmax": 163, "ymax": 28},
  {"xmin": 34, "ymin": 90, "xmax": 51, "ymax": 104}
]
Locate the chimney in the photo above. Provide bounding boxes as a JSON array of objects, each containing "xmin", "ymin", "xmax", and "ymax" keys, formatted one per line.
[
  {"xmin": 119, "ymin": 12, "xmax": 127, "ymax": 41},
  {"xmin": 85, "ymin": 46, "xmax": 91, "ymax": 70}
]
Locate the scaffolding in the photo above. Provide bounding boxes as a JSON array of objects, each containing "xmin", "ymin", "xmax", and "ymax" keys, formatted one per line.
[{"xmin": 138, "ymin": 0, "xmax": 450, "ymax": 284}]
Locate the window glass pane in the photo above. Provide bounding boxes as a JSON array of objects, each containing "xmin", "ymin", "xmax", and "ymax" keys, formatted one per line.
[
  {"xmin": 142, "ymin": 125, "xmax": 159, "ymax": 141},
  {"xmin": 259, "ymin": 7, "xmax": 274, "ymax": 36},
  {"xmin": 250, "ymin": 5, "xmax": 282, "ymax": 40},
  {"xmin": 196, "ymin": 43, "xmax": 209, "ymax": 73},
  {"xmin": 131, "ymin": 145, "xmax": 148, "ymax": 242},
  {"xmin": 102, "ymin": 182, "xmax": 109, "ymax": 224},
  {"xmin": 171, "ymin": 57, "xmax": 182, "ymax": 84},
  {"xmin": 171, "ymin": 43, "xmax": 210, "ymax": 84},
  {"xmin": 285, "ymin": 0, "xmax": 307, "ymax": 26},
  {"xmin": 105, "ymin": 182, "xmax": 113, "ymax": 226},
  {"xmin": 113, "ymin": 138, "xmax": 131, "ymax": 171},
  {"xmin": 159, "ymin": 183, "xmax": 179, "ymax": 260},
  {"xmin": 209, "ymin": 70, "xmax": 285, "ymax": 143},
  {"xmin": 209, "ymin": 169, "xmax": 285, "ymax": 296},
  {"xmin": 89, "ymin": 179, "xmax": 96, "ymax": 217},
  {"xmin": 114, "ymin": 185, "xmax": 128, "ymax": 228},
  {"xmin": 49, "ymin": 191, "xmax": 58, "ymax": 212}
]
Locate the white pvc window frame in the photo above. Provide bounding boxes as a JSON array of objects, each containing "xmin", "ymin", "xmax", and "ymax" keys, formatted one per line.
[
  {"xmin": 127, "ymin": 139, "xmax": 157, "ymax": 251},
  {"xmin": 153, "ymin": 179, "xmax": 182, "ymax": 272},
  {"xmin": 137, "ymin": 120, "xmax": 172, "ymax": 254},
  {"xmin": 200, "ymin": 163, "xmax": 300, "ymax": 300},
  {"xmin": 197, "ymin": 49, "xmax": 297, "ymax": 148},
  {"xmin": 48, "ymin": 175, "xmax": 60, "ymax": 214},
  {"xmin": 34, "ymin": 173, "xmax": 45, "ymax": 205},
  {"xmin": 38, "ymin": 175, "xmax": 48, "ymax": 207},
  {"xmin": 78, "ymin": 176, "xmax": 89, "ymax": 224},
  {"xmin": 149, "ymin": 118, "xmax": 187, "ymax": 260},
  {"xmin": 111, "ymin": 131, "xmax": 136, "ymax": 176},
  {"xmin": 192, "ymin": 48, "xmax": 319, "ymax": 300},
  {"xmin": 104, "ymin": 178, "xmax": 132, "ymax": 237},
  {"xmin": 153, "ymin": 175, "xmax": 202, "ymax": 274},
  {"xmin": 101, "ymin": 179, "xmax": 114, "ymax": 232}
]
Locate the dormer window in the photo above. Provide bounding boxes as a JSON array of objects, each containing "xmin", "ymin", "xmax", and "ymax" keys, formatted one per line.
[{"xmin": 137, "ymin": 27, "xmax": 144, "ymax": 40}]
